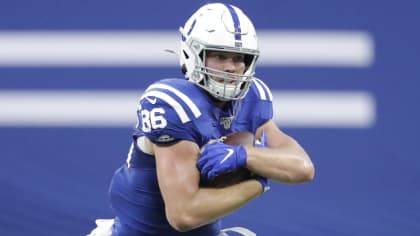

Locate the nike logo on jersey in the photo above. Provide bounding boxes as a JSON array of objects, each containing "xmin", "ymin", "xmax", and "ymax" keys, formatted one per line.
[
  {"xmin": 220, "ymin": 148, "xmax": 234, "ymax": 164},
  {"xmin": 145, "ymin": 96, "xmax": 157, "ymax": 104}
]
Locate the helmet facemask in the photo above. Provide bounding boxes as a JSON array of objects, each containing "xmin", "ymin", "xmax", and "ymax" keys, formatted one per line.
[{"xmin": 196, "ymin": 47, "xmax": 258, "ymax": 101}]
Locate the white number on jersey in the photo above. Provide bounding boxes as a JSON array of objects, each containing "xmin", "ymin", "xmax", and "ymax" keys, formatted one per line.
[{"xmin": 140, "ymin": 108, "xmax": 167, "ymax": 132}]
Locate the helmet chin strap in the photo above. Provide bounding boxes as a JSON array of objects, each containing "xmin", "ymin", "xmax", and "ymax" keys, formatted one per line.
[{"xmin": 207, "ymin": 76, "xmax": 241, "ymax": 101}]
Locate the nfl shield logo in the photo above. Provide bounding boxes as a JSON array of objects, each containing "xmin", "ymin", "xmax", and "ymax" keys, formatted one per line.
[{"xmin": 220, "ymin": 116, "xmax": 234, "ymax": 129}]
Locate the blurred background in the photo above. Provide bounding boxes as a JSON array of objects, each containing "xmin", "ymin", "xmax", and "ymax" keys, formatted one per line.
[{"xmin": 0, "ymin": 0, "xmax": 419, "ymax": 235}]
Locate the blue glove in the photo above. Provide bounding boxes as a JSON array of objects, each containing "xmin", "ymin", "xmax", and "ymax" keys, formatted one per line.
[
  {"xmin": 253, "ymin": 130, "xmax": 270, "ymax": 194},
  {"xmin": 254, "ymin": 175, "xmax": 270, "ymax": 194},
  {"xmin": 254, "ymin": 130, "xmax": 268, "ymax": 148},
  {"xmin": 197, "ymin": 142, "xmax": 247, "ymax": 181}
]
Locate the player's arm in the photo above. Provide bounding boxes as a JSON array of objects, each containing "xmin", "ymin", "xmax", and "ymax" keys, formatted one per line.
[
  {"xmin": 245, "ymin": 119, "xmax": 315, "ymax": 183},
  {"xmin": 153, "ymin": 140, "xmax": 262, "ymax": 232}
]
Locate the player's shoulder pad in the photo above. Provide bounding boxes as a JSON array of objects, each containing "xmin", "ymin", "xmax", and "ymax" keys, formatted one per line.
[
  {"xmin": 247, "ymin": 77, "xmax": 273, "ymax": 102},
  {"xmin": 140, "ymin": 78, "xmax": 202, "ymax": 124}
]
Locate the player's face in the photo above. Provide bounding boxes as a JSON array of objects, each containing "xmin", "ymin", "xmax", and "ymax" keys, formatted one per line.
[{"xmin": 205, "ymin": 51, "xmax": 246, "ymax": 84}]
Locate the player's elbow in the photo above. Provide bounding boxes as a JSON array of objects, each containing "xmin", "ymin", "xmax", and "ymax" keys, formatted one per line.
[
  {"xmin": 275, "ymin": 160, "xmax": 315, "ymax": 183},
  {"xmin": 166, "ymin": 212, "xmax": 198, "ymax": 232},
  {"xmin": 302, "ymin": 161, "xmax": 315, "ymax": 181},
  {"xmin": 294, "ymin": 160, "xmax": 315, "ymax": 183}
]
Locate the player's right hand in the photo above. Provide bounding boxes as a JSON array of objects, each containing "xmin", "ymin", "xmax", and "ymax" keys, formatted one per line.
[{"xmin": 197, "ymin": 142, "xmax": 247, "ymax": 181}]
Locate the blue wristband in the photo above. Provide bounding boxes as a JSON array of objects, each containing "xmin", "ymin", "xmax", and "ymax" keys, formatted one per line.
[{"xmin": 255, "ymin": 175, "xmax": 270, "ymax": 194}]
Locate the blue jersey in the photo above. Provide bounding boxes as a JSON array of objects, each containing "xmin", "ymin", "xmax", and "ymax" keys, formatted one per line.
[{"xmin": 109, "ymin": 78, "xmax": 273, "ymax": 236}]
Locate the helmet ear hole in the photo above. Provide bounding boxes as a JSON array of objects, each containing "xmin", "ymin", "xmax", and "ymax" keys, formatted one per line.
[
  {"xmin": 181, "ymin": 64, "xmax": 187, "ymax": 75},
  {"xmin": 183, "ymin": 50, "xmax": 189, "ymax": 59}
]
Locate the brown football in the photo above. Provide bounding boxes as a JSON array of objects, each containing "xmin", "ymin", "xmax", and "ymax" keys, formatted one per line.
[{"xmin": 200, "ymin": 132, "xmax": 254, "ymax": 188}]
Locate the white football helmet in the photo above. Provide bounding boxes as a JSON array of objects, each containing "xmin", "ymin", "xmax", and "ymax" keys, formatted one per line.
[{"xmin": 179, "ymin": 3, "xmax": 259, "ymax": 101}]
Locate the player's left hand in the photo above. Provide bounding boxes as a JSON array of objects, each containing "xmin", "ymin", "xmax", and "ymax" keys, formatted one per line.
[
  {"xmin": 253, "ymin": 131, "xmax": 270, "ymax": 194},
  {"xmin": 197, "ymin": 142, "xmax": 247, "ymax": 180},
  {"xmin": 254, "ymin": 174, "xmax": 270, "ymax": 194},
  {"xmin": 254, "ymin": 130, "xmax": 268, "ymax": 148}
]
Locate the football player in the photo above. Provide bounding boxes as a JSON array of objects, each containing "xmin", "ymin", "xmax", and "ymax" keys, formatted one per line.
[{"xmin": 88, "ymin": 3, "xmax": 314, "ymax": 236}]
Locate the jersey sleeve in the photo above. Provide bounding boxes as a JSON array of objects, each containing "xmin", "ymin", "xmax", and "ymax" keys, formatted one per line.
[
  {"xmin": 133, "ymin": 85, "xmax": 200, "ymax": 145},
  {"xmin": 233, "ymin": 78, "xmax": 274, "ymax": 133}
]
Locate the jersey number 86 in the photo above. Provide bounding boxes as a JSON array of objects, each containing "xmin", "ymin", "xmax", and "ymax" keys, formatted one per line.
[{"xmin": 140, "ymin": 108, "xmax": 167, "ymax": 132}]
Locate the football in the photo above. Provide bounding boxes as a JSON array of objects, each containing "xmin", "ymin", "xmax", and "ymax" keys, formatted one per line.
[{"xmin": 200, "ymin": 132, "xmax": 255, "ymax": 188}]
